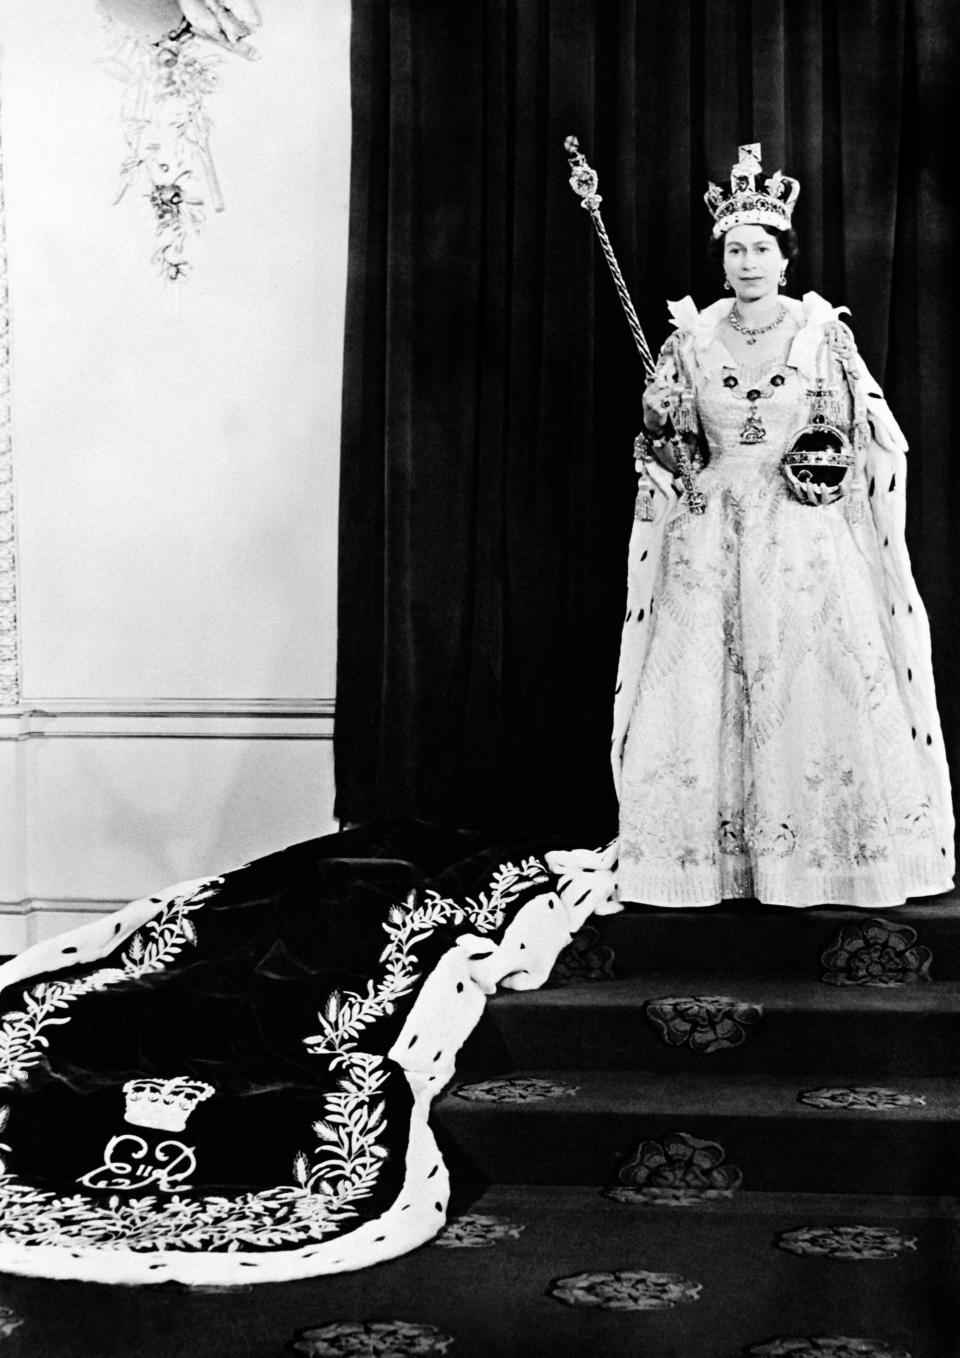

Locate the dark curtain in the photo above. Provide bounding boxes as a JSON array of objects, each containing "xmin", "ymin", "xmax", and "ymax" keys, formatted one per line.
[{"xmin": 336, "ymin": 0, "xmax": 959, "ymax": 837}]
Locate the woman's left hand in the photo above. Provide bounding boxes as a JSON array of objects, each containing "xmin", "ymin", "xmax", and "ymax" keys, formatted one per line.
[{"xmin": 787, "ymin": 477, "xmax": 845, "ymax": 507}]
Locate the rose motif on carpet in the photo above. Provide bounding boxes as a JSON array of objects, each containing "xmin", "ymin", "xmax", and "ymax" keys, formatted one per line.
[
  {"xmin": 820, "ymin": 920, "xmax": 932, "ymax": 987},
  {"xmin": 546, "ymin": 925, "xmax": 615, "ymax": 986},
  {"xmin": 611, "ymin": 1131, "xmax": 743, "ymax": 1204},
  {"xmin": 775, "ymin": 1226, "xmax": 917, "ymax": 1260},
  {"xmin": 432, "ymin": 1213, "xmax": 525, "ymax": 1248},
  {"xmin": 798, "ymin": 1087, "xmax": 926, "ymax": 1112},
  {"xmin": 605, "ymin": 1184, "xmax": 736, "ymax": 1206},
  {"xmin": 548, "ymin": 1268, "xmax": 703, "ymax": 1311},
  {"xmin": 291, "ymin": 1321, "xmax": 453, "ymax": 1356},
  {"xmin": 453, "ymin": 1078, "xmax": 579, "ymax": 1103},
  {"xmin": 645, "ymin": 995, "xmax": 763, "ymax": 1052},
  {"xmin": 744, "ymin": 1339, "xmax": 912, "ymax": 1358}
]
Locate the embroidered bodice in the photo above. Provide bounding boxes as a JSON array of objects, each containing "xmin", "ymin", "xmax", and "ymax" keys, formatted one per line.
[{"xmin": 696, "ymin": 356, "xmax": 808, "ymax": 466}]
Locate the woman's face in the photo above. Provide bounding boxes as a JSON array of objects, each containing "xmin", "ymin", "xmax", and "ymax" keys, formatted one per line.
[{"xmin": 722, "ymin": 225, "xmax": 784, "ymax": 303}]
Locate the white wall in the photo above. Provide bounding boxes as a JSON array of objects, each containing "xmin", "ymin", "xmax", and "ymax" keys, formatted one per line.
[{"xmin": 0, "ymin": 0, "xmax": 351, "ymax": 950}]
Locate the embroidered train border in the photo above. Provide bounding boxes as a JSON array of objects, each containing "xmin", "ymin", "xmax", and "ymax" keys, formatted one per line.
[
  {"xmin": 0, "ymin": 82, "xmax": 19, "ymax": 708},
  {"xmin": 0, "ymin": 859, "xmax": 550, "ymax": 1276}
]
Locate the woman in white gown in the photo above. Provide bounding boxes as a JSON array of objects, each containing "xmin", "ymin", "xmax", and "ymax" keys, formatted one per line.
[{"xmin": 614, "ymin": 145, "xmax": 954, "ymax": 909}]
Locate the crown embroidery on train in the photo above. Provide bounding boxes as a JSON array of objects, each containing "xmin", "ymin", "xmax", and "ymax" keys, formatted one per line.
[{"xmin": 122, "ymin": 1078, "xmax": 215, "ymax": 1133}]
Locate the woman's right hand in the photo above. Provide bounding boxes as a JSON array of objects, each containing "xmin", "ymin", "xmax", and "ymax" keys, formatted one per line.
[{"xmin": 642, "ymin": 379, "xmax": 681, "ymax": 433}]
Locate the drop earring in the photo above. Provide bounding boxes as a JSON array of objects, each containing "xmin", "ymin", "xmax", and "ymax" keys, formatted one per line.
[
  {"xmin": 779, "ymin": 270, "xmax": 787, "ymax": 286},
  {"xmin": 724, "ymin": 279, "xmax": 732, "ymax": 291}
]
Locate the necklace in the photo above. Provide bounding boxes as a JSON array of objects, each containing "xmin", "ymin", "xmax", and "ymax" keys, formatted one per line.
[
  {"xmin": 728, "ymin": 304, "xmax": 787, "ymax": 345},
  {"xmin": 721, "ymin": 367, "xmax": 788, "ymax": 444}
]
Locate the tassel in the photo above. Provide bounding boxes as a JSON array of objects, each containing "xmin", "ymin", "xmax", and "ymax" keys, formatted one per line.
[
  {"xmin": 635, "ymin": 485, "xmax": 654, "ymax": 521},
  {"xmin": 633, "ymin": 430, "xmax": 656, "ymax": 521},
  {"xmin": 845, "ymin": 495, "xmax": 864, "ymax": 525}
]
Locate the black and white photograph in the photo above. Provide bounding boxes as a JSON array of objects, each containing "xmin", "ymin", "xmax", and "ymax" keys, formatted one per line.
[{"xmin": 0, "ymin": 2, "xmax": 957, "ymax": 1354}]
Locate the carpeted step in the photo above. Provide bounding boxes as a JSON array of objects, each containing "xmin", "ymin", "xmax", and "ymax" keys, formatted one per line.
[
  {"xmin": 0, "ymin": 1185, "xmax": 954, "ymax": 1356},
  {"xmin": 432, "ymin": 1068, "xmax": 960, "ymax": 1195},
  {"xmin": 592, "ymin": 896, "xmax": 960, "ymax": 979},
  {"xmin": 459, "ymin": 974, "xmax": 960, "ymax": 1077}
]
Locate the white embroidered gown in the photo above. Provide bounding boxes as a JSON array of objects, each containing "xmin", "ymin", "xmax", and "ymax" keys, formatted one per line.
[{"xmin": 616, "ymin": 294, "xmax": 954, "ymax": 908}]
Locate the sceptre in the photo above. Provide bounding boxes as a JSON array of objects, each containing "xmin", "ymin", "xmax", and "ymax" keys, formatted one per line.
[{"xmin": 564, "ymin": 135, "xmax": 706, "ymax": 516}]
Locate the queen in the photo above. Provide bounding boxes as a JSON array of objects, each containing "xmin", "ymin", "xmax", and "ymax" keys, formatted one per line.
[{"xmin": 613, "ymin": 144, "xmax": 954, "ymax": 909}]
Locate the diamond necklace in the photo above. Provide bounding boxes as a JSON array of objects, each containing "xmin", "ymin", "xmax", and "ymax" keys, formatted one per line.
[{"xmin": 728, "ymin": 304, "xmax": 787, "ymax": 345}]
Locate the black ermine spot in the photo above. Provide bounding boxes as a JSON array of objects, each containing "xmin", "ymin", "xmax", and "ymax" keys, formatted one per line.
[
  {"xmin": 408, "ymin": 1035, "xmax": 418, "ymax": 1048},
  {"xmin": 428, "ymin": 1165, "xmax": 439, "ymax": 1179},
  {"xmin": 638, "ymin": 609, "xmax": 645, "ymax": 622},
  {"xmin": 456, "ymin": 982, "xmax": 464, "ymax": 993},
  {"xmin": 868, "ymin": 478, "xmax": 875, "ymax": 496},
  {"xmin": 889, "ymin": 474, "xmax": 896, "ymax": 492},
  {"xmin": 62, "ymin": 946, "xmax": 78, "ymax": 955}
]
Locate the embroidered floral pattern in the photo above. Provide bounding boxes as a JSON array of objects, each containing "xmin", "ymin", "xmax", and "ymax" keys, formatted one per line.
[
  {"xmin": 0, "ymin": 879, "xmax": 220, "ymax": 1090},
  {"xmin": 798, "ymin": 1087, "xmax": 926, "ymax": 1112},
  {"xmin": 820, "ymin": 920, "xmax": 932, "ymax": 987},
  {"xmin": 303, "ymin": 862, "xmax": 550, "ymax": 1060},
  {"xmin": 549, "ymin": 1269, "xmax": 703, "ymax": 1311},
  {"xmin": 645, "ymin": 996, "xmax": 762, "ymax": 1052},
  {"xmin": 745, "ymin": 1340, "xmax": 912, "ymax": 1358},
  {"xmin": 547, "ymin": 925, "xmax": 615, "ymax": 986},
  {"xmin": 776, "ymin": 1227, "xmax": 917, "ymax": 1260},
  {"xmin": 432, "ymin": 1213, "xmax": 525, "ymax": 1248},
  {"xmin": 616, "ymin": 1132, "xmax": 743, "ymax": 1197},
  {"xmin": 453, "ymin": 1078, "xmax": 578, "ymax": 1103},
  {"xmin": 0, "ymin": 862, "xmax": 556, "ymax": 1266},
  {"xmin": 291, "ymin": 1321, "xmax": 454, "ymax": 1356}
]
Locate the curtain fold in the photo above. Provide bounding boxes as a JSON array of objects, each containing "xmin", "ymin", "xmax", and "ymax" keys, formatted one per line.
[{"xmin": 336, "ymin": 0, "xmax": 959, "ymax": 835}]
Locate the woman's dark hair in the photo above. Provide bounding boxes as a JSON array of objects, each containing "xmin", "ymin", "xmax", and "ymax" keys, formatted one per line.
[{"xmin": 708, "ymin": 224, "xmax": 800, "ymax": 282}]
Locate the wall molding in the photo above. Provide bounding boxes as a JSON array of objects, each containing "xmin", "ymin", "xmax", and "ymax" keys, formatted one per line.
[
  {"xmin": 0, "ymin": 88, "xmax": 20, "ymax": 708},
  {"xmin": 0, "ymin": 897, "xmax": 132, "ymax": 955},
  {"xmin": 0, "ymin": 697, "xmax": 336, "ymax": 740}
]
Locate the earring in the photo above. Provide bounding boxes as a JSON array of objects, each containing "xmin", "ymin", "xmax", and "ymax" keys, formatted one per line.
[
  {"xmin": 779, "ymin": 271, "xmax": 787, "ymax": 286},
  {"xmin": 724, "ymin": 280, "xmax": 732, "ymax": 291}
]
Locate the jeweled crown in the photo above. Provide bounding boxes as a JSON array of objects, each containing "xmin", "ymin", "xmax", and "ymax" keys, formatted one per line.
[
  {"xmin": 123, "ymin": 1077, "xmax": 215, "ymax": 1133},
  {"xmin": 705, "ymin": 143, "xmax": 800, "ymax": 239}
]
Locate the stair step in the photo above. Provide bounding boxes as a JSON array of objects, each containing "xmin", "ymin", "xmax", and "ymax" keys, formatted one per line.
[
  {"xmin": 433, "ymin": 1069, "xmax": 960, "ymax": 1195},
  {"xmin": 432, "ymin": 1184, "xmax": 958, "ymax": 1358},
  {"xmin": 461, "ymin": 974, "xmax": 960, "ymax": 1076},
  {"xmin": 591, "ymin": 896, "xmax": 960, "ymax": 978}
]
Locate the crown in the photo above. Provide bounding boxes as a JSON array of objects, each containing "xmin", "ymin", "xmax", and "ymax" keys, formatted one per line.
[
  {"xmin": 705, "ymin": 144, "xmax": 800, "ymax": 239},
  {"xmin": 122, "ymin": 1078, "xmax": 215, "ymax": 1133}
]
